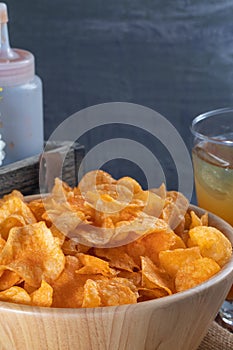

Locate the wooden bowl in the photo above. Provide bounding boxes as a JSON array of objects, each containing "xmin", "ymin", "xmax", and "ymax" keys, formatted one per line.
[{"xmin": 0, "ymin": 205, "xmax": 233, "ymax": 350}]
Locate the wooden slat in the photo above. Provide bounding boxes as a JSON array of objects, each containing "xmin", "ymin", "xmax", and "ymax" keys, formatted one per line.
[{"xmin": 0, "ymin": 142, "xmax": 85, "ymax": 196}]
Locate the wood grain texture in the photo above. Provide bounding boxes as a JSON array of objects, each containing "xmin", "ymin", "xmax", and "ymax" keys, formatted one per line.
[
  {"xmin": 0, "ymin": 205, "xmax": 232, "ymax": 350},
  {"xmin": 0, "ymin": 142, "xmax": 85, "ymax": 196}
]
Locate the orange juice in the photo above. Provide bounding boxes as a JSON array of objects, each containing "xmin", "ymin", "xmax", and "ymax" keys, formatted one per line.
[{"xmin": 192, "ymin": 141, "xmax": 233, "ymax": 226}]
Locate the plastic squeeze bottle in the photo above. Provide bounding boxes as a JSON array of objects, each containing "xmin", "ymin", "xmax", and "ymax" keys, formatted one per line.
[{"xmin": 0, "ymin": 3, "xmax": 43, "ymax": 165}]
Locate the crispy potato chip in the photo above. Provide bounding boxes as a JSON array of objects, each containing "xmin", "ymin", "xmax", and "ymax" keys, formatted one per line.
[
  {"xmin": 82, "ymin": 279, "xmax": 101, "ymax": 308},
  {"xmin": 27, "ymin": 198, "xmax": 46, "ymax": 222},
  {"xmin": 149, "ymin": 183, "xmax": 166, "ymax": 200},
  {"xmin": 114, "ymin": 214, "xmax": 171, "ymax": 246},
  {"xmin": 0, "ymin": 270, "xmax": 22, "ymax": 291},
  {"xmin": 76, "ymin": 253, "xmax": 117, "ymax": 276},
  {"xmin": 117, "ymin": 271, "xmax": 141, "ymax": 287},
  {"xmin": 117, "ymin": 176, "xmax": 142, "ymax": 194},
  {"xmin": 162, "ymin": 191, "xmax": 189, "ymax": 230},
  {"xmin": 138, "ymin": 287, "xmax": 168, "ymax": 301},
  {"xmin": 0, "ymin": 222, "xmax": 65, "ymax": 287},
  {"xmin": 62, "ymin": 239, "xmax": 90, "ymax": 256},
  {"xmin": 0, "ymin": 215, "xmax": 26, "ymax": 240},
  {"xmin": 175, "ymin": 257, "xmax": 221, "ymax": 292},
  {"xmin": 0, "ymin": 286, "xmax": 30, "ymax": 305},
  {"xmin": 79, "ymin": 170, "xmax": 116, "ymax": 196},
  {"xmin": 94, "ymin": 247, "xmax": 139, "ymax": 272},
  {"xmin": 3, "ymin": 190, "xmax": 24, "ymax": 201},
  {"xmin": 0, "ymin": 196, "xmax": 36, "ymax": 225},
  {"xmin": 93, "ymin": 277, "xmax": 138, "ymax": 306},
  {"xmin": 159, "ymin": 247, "xmax": 202, "ymax": 277},
  {"xmin": 201, "ymin": 212, "xmax": 208, "ymax": 226},
  {"xmin": 141, "ymin": 229, "xmax": 186, "ymax": 265},
  {"xmin": 51, "ymin": 255, "xmax": 84, "ymax": 308},
  {"xmin": 141, "ymin": 256, "xmax": 172, "ymax": 295},
  {"xmin": 30, "ymin": 280, "xmax": 53, "ymax": 307},
  {"xmin": 189, "ymin": 211, "xmax": 202, "ymax": 229},
  {"xmin": 51, "ymin": 255, "xmax": 106, "ymax": 308},
  {"xmin": 188, "ymin": 226, "xmax": 232, "ymax": 267},
  {"xmin": 0, "ymin": 237, "xmax": 5, "ymax": 253},
  {"xmin": 134, "ymin": 190, "xmax": 164, "ymax": 218}
]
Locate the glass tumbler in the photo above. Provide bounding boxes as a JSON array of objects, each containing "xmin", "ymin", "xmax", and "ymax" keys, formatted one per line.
[{"xmin": 191, "ymin": 107, "xmax": 233, "ymax": 328}]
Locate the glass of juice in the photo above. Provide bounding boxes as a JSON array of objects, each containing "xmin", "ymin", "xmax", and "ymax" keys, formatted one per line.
[{"xmin": 191, "ymin": 107, "xmax": 233, "ymax": 328}]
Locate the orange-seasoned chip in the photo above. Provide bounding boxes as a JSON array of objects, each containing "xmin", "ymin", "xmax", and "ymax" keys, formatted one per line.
[
  {"xmin": 175, "ymin": 257, "xmax": 221, "ymax": 292},
  {"xmin": 93, "ymin": 277, "xmax": 138, "ymax": 306},
  {"xmin": 0, "ymin": 270, "xmax": 22, "ymax": 291},
  {"xmin": 134, "ymin": 190, "xmax": 164, "ymax": 218},
  {"xmin": 30, "ymin": 280, "xmax": 53, "ymax": 307},
  {"xmin": 51, "ymin": 255, "xmax": 106, "ymax": 308},
  {"xmin": 94, "ymin": 247, "xmax": 139, "ymax": 272},
  {"xmin": 82, "ymin": 279, "xmax": 101, "ymax": 308},
  {"xmin": 141, "ymin": 256, "xmax": 172, "ymax": 295},
  {"xmin": 162, "ymin": 191, "xmax": 189, "ymax": 230},
  {"xmin": 140, "ymin": 228, "xmax": 186, "ymax": 265},
  {"xmin": 0, "ymin": 215, "xmax": 26, "ymax": 240},
  {"xmin": 159, "ymin": 247, "xmax": 202, "ymax": 278},
  {"xmin": 117, "ymin": 271, "xmax": 141, "ymax": 287},
  {"xmin": 0, "ymin": 222, "xmax": 65, "ymax": 287},
  {"xmin": 76, "ymin": 253, "xmax": 117, "ymax": 276},
  {"xmin": 27, "ymin": 198, "xmax": 46, "ymax": 222},
  {"xmin": 0, "ymin": 195, "xmax": 36, "ymax": 225},
  {"xmin": 0, "ymin": 286, "xmax": 30, "ymax": 305},
  {"xmin": 79, "ymin": 170, "xmax": 116, "ymax": 196},
  {"xmin": 138, "ymin": 287, "xmax": 168, "ymax": 301},
  {"xmin": 0, "ymin": 237, "xmax": 5, "ymax": 253},
  {"xmin": 188, "ymin": 226, "xmax": 232, "ymax": 267}
]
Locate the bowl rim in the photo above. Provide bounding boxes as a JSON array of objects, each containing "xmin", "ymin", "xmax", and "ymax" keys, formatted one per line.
[{"xmin": 0, "ymin": 201, "xmax": 232, "ymax": 315}]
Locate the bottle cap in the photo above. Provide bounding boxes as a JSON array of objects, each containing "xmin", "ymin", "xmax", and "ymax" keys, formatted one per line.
[{"xmin": 0, "ymin": 3, "xmax": 35, "ymax": 86}]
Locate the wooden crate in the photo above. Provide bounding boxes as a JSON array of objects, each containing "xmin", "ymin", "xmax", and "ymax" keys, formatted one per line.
[{"xmin": 0, "ymin": 142, "xmax": 85, "ymax": 196}]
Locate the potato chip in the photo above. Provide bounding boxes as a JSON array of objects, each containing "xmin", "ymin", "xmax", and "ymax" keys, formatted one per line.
[
  {"xmin": 141, "ymin": 256, "xmax": 172, "ymax": 295},
  {"xmin": 162, "ymin": 191, "xmax": 189, "ymax": 230},
  {"xmin": 0, "ymin": 286, "xmax": 31, "ymax": 305},
  {"xmin": 114, "ymin": 214, "xmax": 171, "ymax": 246},
  {"xmin": 0, "ymin": 270, "xmax": 22, "ymax": 291},
  {"xmin": 0, "ymin": 215, "xmax": 26, "ymax": 240},
  {"xmin": 187, "ymin": 226, "xmax": 232, "ymax": 267},
  {"xmin": 27, "ymin": 198, "xmax": 46, "ymax": 222},
  {"xmin": 76, "ymin": 253, "xmax": 117, "ymax": 277},
  {"xmin": 82, "ymin": 279, "xmax": 101, "ymax": 308},
  {"xmin": 189, "ymin": 211, "xmax": 202, "ymax": 229},
  {"xmin": 62, "ymin": 239, "xmax": 90, "ymax": 256},
  {"xmin": 134, "ymin": 190, "xmax": 164, "ymax": 218},
  {"xmin": 51, "ymin": 255, "xmax": 84, "ymax": 308},
  {"xmin": 94, "ymin": 247, "xmax": 139, "ymax": 272},
  {"xmin": 79, "ymin": 170, "xmax": 116, "ymax": 196},
  {"xmin": 117, "ymin": 271, "xmax": 141, "ymax": 287},
  {"xmin": 0, "ymin": 237, "xmax": 5, "ymax": 253},
  {"xmin": 0, "ymin": 222, "xmax": 65, "ymax": 287},
  {"xmin": 141, "ymin": 229, "xmax": 186, "ymax": 265},
  {"xmin": 0, "ymin": 195, "xmax": 36, "ymax": 225},
  {"xmin": 51, "ymin": 255, "xmax": 106, "ymax": 308},
  {"xmin": 159, "ymin": 247, "xmax": 202, "ymax": 278},
  {"xmin": 138, "ymin": 287, "xmax": 168, "ymax": 301},
  {"xmin": 93, "ymin": 277, "xmax": 138, "ymax": 306},
  {"xmin": 3, "ymin": 190, "xmax": 24, "ymax": 201},
  {"xmin": 175, "ymin": 257, "xmax": 221, "ymax": 292},
  {"xmin": 30, "ymin": 280, "xmax": 53, "ymax": 307}
]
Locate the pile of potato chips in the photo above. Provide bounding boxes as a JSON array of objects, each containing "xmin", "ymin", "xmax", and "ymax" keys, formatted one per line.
[{"xmin": 0, "ymin": 170, "xmax": 231, "ymax": 308}]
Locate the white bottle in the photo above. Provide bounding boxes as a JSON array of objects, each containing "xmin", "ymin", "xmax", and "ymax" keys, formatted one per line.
[{"xmin": 0, "ymin": 3, "xmax": 43, "ymax": 165}]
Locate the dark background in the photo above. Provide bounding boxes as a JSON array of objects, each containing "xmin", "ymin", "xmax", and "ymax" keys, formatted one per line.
[{"xmin": 3, "ymin": 0, "xmax": 233, "ymax": 197}]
